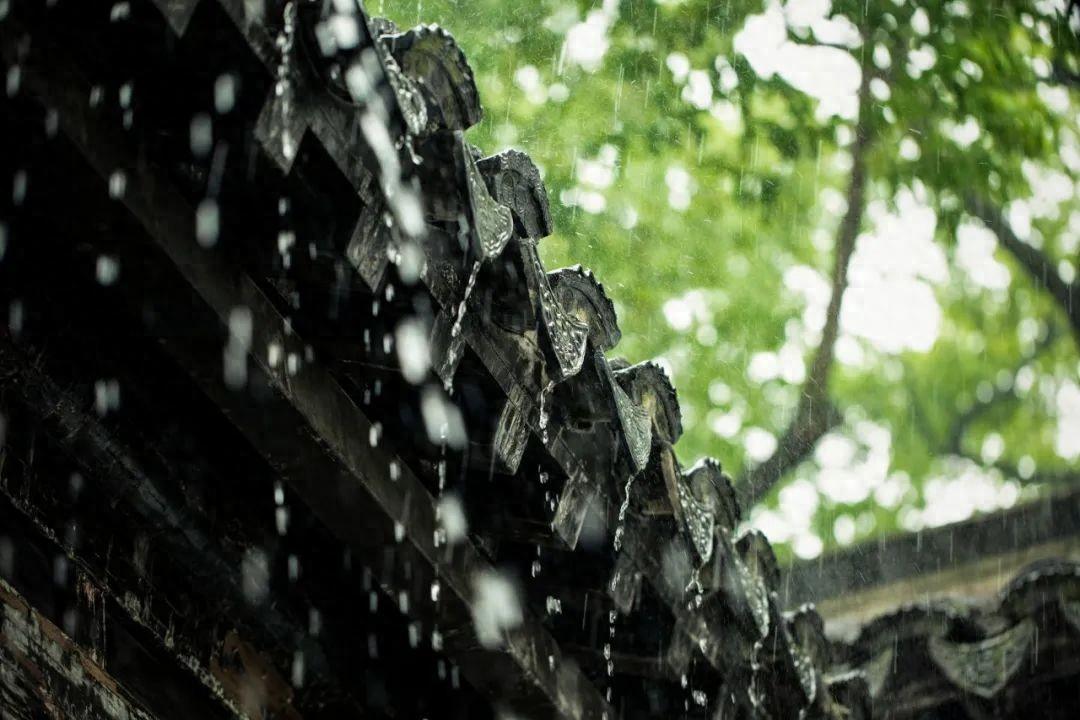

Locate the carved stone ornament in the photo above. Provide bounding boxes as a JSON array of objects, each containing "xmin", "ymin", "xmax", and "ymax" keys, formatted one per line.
[
  {"xmin": 519, "ymin": 239, "xmax": 589, "ymax": 380},
  {"xmin": 928, "ymin": 618, "xmax": 1035, "ymax": 699},
  {"xmin": 458, "ymin": 134, "xmax": 513, "ymax": 261},
  {"xmin": 676, "ymin": 478, "xmax": 715, "ymax": 565},
  {"xmin": 383, "ymin": 24, "xmax": 483, "ymax": 133}
]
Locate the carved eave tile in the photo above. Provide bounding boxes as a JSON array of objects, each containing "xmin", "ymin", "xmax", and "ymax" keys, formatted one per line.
[
  {"xmin": 593, "ymin": 355, "xmax": 651, "ymax": 473},
  {"xmin": 783, "ymin": 605, "xmax": 835, "ymax": 711},
  {"xmin": 785, "ymin": 627, "xmax": 819, "ymax": 709},
  {"xmin": 454, "ymin": 133, "xmax": 513, "ymax": 262},
  {"xmin": 551, "ymin": 472, "xmax": 603, "ymax": 550},
  {"xmin": 675, "ymin": 479, "xmax": 714, "ymax": 566},
  {"xmin": 613, "ymin": 361, "xmax": 683, "ymax": 446},
  {"xmin": 1062, "ymin": 595, "xmax": 1080, "ymax": 635},
  {"xmin": 548, "ymin": 353, "xmax": 638, "ymax": 548},
  {"xmin": 296, "ymin": 0, "xmax": 428, "ymax": 140},
  {"xmin": 856, "ymin": 645, "xmax": 895, "ymax": 699},
  {"xmin": 852, "ymin": 604, "xmax": 960, "ymax": 661},
  {"xmin": 733, "ymin": 529, "xmax": 778, "ymax": 639},
  {"xmin": 492, "ymin": 385, "xmax": 531, "ymax": 475},
  {"xmin": 928, "ymin": 618, "xmax": 1035, "ymax": 699},
  {"xmin": 518, "ymin": 239, "xmax": 589, "ymax": 381},
  {"xmin": 823, "ymin": 671, "xmax": 873, "ymax": 720},
  {"xmin": 369, "ymin": 17, "xmax": 400, "ymax": 37},
  {"xmin": 999, "ymin": 558, "xmax": 1080, "ymax": 622},
  {"xmin": 346, "ymin": 197, "xmax": 394, "ymax": 290},
  {"xmin": 674, "ymin": 459, "xmax": 740, "ymax": 566},
  {"xmin": 685, "ymin": 458, "xmax": 741, "ymax": 531},
  {"xmin": 477, "ymin": 149, "xmax": 553, "ymax": 240},
  {"xmin": 548, "ymin": 265, "xmax": 621, "ymax": 352},
  {"xmin": 786, "ymin": 604, "xmax": 830, "ymax": 670},
  {"xmin": 383, "ymin": 24, "xmax": 483, "ymax": 133},
  {"xmin": 736, "ymin": 529, "xmax": 780, "ymax": 591}
]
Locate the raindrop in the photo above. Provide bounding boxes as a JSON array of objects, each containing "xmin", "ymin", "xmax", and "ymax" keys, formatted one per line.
[
  {"xmin": 277, "ymin": 229, "xmax": 295, "ymax": 256},
  {"xmin": 8, "ymin": 299, "xmax": 24, "ymax": 337},
  {"xmin": 109, "ymin": 1, "xmax": 130, "ymax": 21},
  {"xmin": 6, "ymin": 65, "xmax": 19, "ymax": 97},
  {"xmin": 214, "ymin": 74, "xmax": 237, "ymax": 114},
  {"xmin": 267, "ymin": 342, "xmax": 282, "ymax": 368},
  {"xmin": 96, "ymin": 255, "xmax": 120, "ymax": 286},
  {"xmin": 241, "ymin": 548, "xmax": 269, "ymax": 604},
  {"xmin": 94, "ymin": 378, "xmax": 121, "ymax": 416},
  {"xmin": 471, "ymin": 571, "xmax": 522, "ymax": 648},
  {"xmin": 108, "ymin": 170, "xmax": 127, "ymax": 199},
  {"xmin": 538, "ymin": 380, "xmax": 556, "ymax": 444},
  {"xmin": 450, "ymin": 262, "xmax": 482, "ymax": 340},
  {"xmin": 44, "ymin": 108, "xmax": 58, "ymax": 138},
  {"xmin": 612, "ymin": 474, "xmax": 637, "ymax": 552},
  {"xmin": 291, "ymin": 650, "xmax": 305, "ymax": 688},
  {"xmin": 436, "ymin": 494, "xmax": 468, "ymax": 544},
  {"xmin": 190, "ymin": 113, "xmax": 213, "ymax": 157},
  {"xmin": 196, "ymin": 198, "xmax": 219, "ymax": 247},
  {"xmin": 12, "ymin": 169, "xmax": 27, "ymax": 205}
]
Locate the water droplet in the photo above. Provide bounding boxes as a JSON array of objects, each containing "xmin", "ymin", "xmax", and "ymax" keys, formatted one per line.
[
  {"xmin": 96, "ymin": 255, "xmax": 120, "ymax": 285},
  {"xmin": 196, "ymin": 199, "xmax": 219, "ymax": 247}
]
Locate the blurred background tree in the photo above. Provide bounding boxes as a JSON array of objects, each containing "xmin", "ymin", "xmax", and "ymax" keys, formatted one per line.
[{"xmin": 379, "ymin": 0, "xmax": 1080, "ymax": 561}]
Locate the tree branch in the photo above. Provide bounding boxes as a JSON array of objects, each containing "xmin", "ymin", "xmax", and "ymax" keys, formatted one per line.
[
  {"xmin": 944, "ymin": 325, "xmax": 1059, "ymax": 456},
  {"xmin": 964, "ymin": 194, "xmax": 1080, "ymax": 345},
  {"xmin": 1051, "ymin": 62, "xmax": 1080, "ymax": 89},
  {"xmin": 737, "ymin": 49, "xmax": 874, "ymax": 508}
]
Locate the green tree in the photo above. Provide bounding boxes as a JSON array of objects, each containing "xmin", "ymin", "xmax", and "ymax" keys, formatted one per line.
[{"xmin": 381, "ymin": 0, "xmax": 1080, "ymax": 559}]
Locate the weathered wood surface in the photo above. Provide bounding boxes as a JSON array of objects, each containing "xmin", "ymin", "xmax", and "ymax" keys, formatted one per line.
[{"xmin": 1, "ymin": 579, "xmax": 162, "ymax": 720}]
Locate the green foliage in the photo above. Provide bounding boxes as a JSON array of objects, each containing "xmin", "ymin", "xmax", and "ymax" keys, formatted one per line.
[{"xmin": 380, "ymin": 0, "xmax": 1080, "ymax": 560}]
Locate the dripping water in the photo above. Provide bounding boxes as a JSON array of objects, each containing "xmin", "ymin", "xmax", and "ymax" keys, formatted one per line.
[
  {"xmin": 537, "ymin": 379, "xmax": 556, "ymax": 444},
  {"xmin": 274, "ymin": 2, "xmax": 297, "ymax": 162},
  {"xmin": 443, "ymin": 261, "xmax": 482, "ymax": 392},
  {"xmin": 612, "ymin": 474, "xmax": 637, "ymax": 553},
  {"xmin": 450, "ymin": 261, "xmax": 482, "ymax": 340}
]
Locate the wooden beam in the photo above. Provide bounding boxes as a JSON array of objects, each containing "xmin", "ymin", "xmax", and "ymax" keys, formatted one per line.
[{"xmin": 1, "ymin": 578, "xmax": 161, "ymax": 720}]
